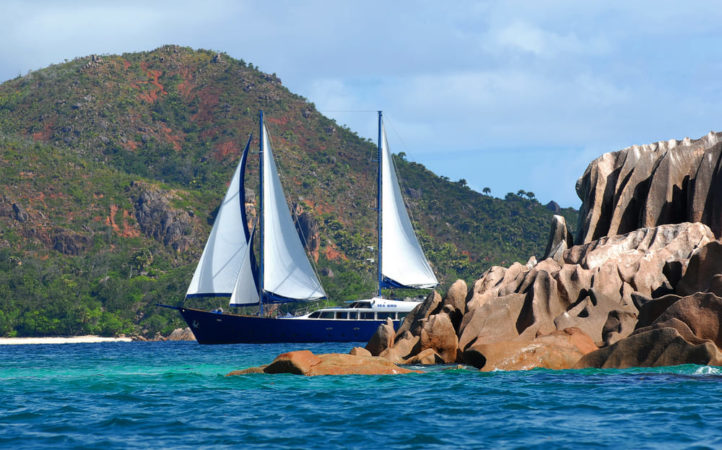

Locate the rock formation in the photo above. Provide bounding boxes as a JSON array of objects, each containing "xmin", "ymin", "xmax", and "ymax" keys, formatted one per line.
[
  {"xmin": 542, "ymin": 215, "xmax": 573, "ymax": 262},
  {"xmin": 369, "ymin": 221, "xmax": 720, "ymax": 371},
  {"xmin": 576, "ymin": 292, "xmax": 722, "ymax": 368},
  {"xmin": 132, "ymin": 182, "xmax": 197, "ymax": 253},
  {"xmin": 227, "ymin": 350, "xmax": 420, "ymax": 376},
  {"xmin": 165, "ymin": 327, "xmax": 196, "ymax": 341},
  {"xmin": 576, "ymin": 131, "xmax": 722, "ymax": 243},
  {"xmin": 368, "ymin": 131, "xmax": 722, "ymax": 371}
]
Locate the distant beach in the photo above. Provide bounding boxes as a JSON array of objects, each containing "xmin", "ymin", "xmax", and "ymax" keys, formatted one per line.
[{"xmin": 0, "ymin": 336, "xmax": 133, "ymax": 345}]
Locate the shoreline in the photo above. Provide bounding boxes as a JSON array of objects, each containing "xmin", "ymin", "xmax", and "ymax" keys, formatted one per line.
[{"xmin": 0, "ymin": 336, "xmax": 134, "ymax": 345}]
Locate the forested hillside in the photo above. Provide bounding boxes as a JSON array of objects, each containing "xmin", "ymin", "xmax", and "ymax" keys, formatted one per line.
[{"xmin": 0, "ymin": 46, "xmax": 577, "ymax": 337}]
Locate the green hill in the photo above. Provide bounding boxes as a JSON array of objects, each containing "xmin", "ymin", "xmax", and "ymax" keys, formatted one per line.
[{"xmin": 0, "ymin": 46, "xmax": 577, "ymax": 337}]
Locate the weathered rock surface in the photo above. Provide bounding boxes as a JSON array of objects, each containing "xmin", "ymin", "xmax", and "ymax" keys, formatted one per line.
[
  {"xmin": 294, "ymin": 206, "xmax": 320, "ymax": 261},
  {"xmin": 365, "ymin": 318, "xmax": 395, "ymax": 356},
  {"xmin": 227, "ymin": 350, "xmax": 419, "ymax": 376},
  {"xmin": 132, "ymin": 182, "xmax": 197, "ymax": 253},
  {"xmin": 576, "ymin": 292, "xmax": 722, "ymax": 368},
  {"xmin": 463, "ymin": 328, "xmax": 597, "ymax": 371},
  {"xmin": 379, "ymin": 223, "xmax": 719, "ymax": 371},
  {"xmin": 165, "ymin": 327, "xmax": 196, "ymax": 341},
  {"xmin": 576, "ymin": 132, "xmax": 722, "ymax": 243},
  {"xmin": 543, "ymin": 215, "xmax": 573, "ymax": 261},
  {"xmin": 349, "ymin": 347, "xmax": 371, "ymax": 357},
  {"xmin": 419, "ymin": 313, "xmax": 458, "ymax": 364},
  {"xmin": 52, "ymin": 228, "xmax": 90, "ymax": 255},
  {"xmin": 676, "ymin": 240, "xmax": 722, "ymax": 297}
]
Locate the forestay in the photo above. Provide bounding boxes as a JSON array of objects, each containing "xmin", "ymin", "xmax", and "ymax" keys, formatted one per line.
[{"xmin": 380, "ymin": 122, "xmax": 438, "ymax": 289}]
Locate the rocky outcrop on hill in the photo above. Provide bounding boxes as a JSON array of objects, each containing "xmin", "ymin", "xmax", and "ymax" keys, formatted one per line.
[
  {"xmin": 294, "ymin": 205, "xmax": 320, "ymax": 261},
  {"xmin": 131, "ymin": 182, "xmax": 197, "ymax": 253},
  {"xmin": 576, "ymin": 131, "xmax": 722, "ymax": 243},
  {"xmin": 52, "ymin": 228, "xmax": 90, "ymax": 255},
  {"xmin": 369, "ymin": 222, "xmax": 719, "ymax": 371}
]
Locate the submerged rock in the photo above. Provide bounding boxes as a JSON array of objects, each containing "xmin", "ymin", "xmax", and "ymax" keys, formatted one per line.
[{"xmin": 227, "ymin": 350, "xmax": 419, "ymax": 376}]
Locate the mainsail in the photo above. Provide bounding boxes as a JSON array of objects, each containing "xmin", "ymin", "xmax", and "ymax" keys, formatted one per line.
[
  {"xmin": 378, "ymin": 113, "xmax": 438, "ymax": 290},
  {"xmin": 260, "ymin": 122, "xmax": 326, "ymax": 302},
  {"xmin": 186, "ymin": 137, "xmax": 252, "ymax": 298}
]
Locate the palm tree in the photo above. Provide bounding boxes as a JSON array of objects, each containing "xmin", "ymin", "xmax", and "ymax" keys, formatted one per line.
[{"xmin": 482, "ymin": 187, "xmax": 491, "ymax": 195}]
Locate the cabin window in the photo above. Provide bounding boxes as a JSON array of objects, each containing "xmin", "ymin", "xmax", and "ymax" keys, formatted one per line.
[
  {"xmin": 377, "ymin": 312, "xmax": 394, "ymax": 320},
  {"xmin": 309, "ymin": 311, "xmax": 321, "ymax": 319},
  {"xmin": 319, "ymin": 311, "xmax": 335, "ymax": 319},
  {"xmin": 335, "ymin": 312, "xmax": 348, "ymax": 320},
  {"xmin": 348, "ymin": 312, "xmax": 358, "ymax": 319},
  {"xmin": 360, "ymin": 312, "xmax": 375, "ymax": 320},
  {"xmin": 398, "ymin": 313, "xmax": 408, "ymax": 320}
]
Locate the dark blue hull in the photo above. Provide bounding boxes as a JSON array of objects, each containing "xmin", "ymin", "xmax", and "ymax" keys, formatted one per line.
[{"xmin": 171, "ymin": 306, "xmax": 394, "ymax": 344}]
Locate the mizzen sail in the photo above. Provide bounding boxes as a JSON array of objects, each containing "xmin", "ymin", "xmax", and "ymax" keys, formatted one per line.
[{"xmin": 379, "ymin": 118, "xmax": 438, "ymax": 289}]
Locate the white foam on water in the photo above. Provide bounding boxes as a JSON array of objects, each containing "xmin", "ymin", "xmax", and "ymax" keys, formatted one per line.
[{"xmin": 693, "ymin": 365, "xmax": 721, "ymax": 375}]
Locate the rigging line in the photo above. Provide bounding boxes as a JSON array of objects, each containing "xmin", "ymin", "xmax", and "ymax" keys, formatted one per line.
[{"xmin": 319, "ymin": 110, "xmax": 379, "ymax": 113}]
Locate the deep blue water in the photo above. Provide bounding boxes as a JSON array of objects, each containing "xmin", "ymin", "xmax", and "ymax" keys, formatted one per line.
[{"xmin": 1, "ymin": 342, "xmax": 722, "ymax": 449}]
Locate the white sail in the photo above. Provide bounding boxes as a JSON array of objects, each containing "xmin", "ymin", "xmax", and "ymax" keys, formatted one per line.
[
  {"xmin": 186, "ymin": 145, "xmax": 249, "ymax": 298},
  {"xmin": 229, "ymin": 228, "xmax": 260, "ymax": 306},
  {"xmin": 380, "ymin": 121, "xmax": 438, "ymax": 289},
  {"xmin": 261, "ymin": 124, "xmax": 326, "ymax": 301}
]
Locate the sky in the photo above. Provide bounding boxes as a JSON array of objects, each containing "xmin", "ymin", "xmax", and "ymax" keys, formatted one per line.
[{"xmin": 2, "ymin": 1, "xmax": 722, "ymax": 207}]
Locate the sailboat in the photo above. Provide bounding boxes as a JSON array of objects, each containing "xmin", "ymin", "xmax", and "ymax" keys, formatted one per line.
[{"xmin": 162, "ymin": 111, "xmax": 436, "ymax": 344}]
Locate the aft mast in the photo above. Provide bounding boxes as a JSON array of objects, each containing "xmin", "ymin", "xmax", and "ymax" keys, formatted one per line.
[
  {"xmin": 258, "ymin": 110, "xmax": 265, "ymax": 316},
  {"xmin": 377, "ymin": 111, "xmax": 383, "ymax": 298}
]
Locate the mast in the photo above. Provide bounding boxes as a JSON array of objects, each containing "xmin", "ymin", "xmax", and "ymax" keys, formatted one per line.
[
  {"xmin": 258, "ymin": 110, "xmax": 265, "ymax": 316},
  {"xmin": 377, "ymin": 110, "xmax": 383, "ymax": 297}
]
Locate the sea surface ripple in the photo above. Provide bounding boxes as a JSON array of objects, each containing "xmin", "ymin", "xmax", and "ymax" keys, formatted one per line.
[{"xmin": 2, "ymin": 342, "xmax": 722, "ymax": 448}]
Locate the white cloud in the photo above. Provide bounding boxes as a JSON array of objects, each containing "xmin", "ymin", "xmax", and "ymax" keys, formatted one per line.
[{"xmin": 2, "ymin": 0, "xmax": 722, "ymax": 207}]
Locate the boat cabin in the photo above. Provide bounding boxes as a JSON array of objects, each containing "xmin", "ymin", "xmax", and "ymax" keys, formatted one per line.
[{"xmin": 296, "ymin": 298, "xmax": 421, "ymax": 322}]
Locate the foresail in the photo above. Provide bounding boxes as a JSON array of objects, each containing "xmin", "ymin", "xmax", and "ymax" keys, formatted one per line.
[
  {"xmin": 261, "ymin": 124, "xmax": 326, "ymax": 301},
  {"xmin": 380, "ymin": 123, "xmax": 438, "ymax": 289},
  {"xmin": 186, "ymin": 138, "xmax": 251, "ymax": 298},
  {"xmin": 230, "ymin": 228, "xmax": 260, "ymax": 306}
]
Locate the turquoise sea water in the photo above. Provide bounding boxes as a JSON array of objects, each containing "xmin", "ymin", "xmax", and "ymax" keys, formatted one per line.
[{"xmin": 1, "ymin": 342, "xmax": 722, "ymax": 449}]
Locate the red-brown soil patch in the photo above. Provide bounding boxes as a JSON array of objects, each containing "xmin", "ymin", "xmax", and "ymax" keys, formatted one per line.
[
  {"xmin": 324, "ymin": 244, "xmax": 348, "ymax": 261},
  {"xmin": 120, "ymin": 209, "xmax": 141, "ymax": 238},
  {"xmin": 121, "ymin": 140, "xmax": 139, "ymax": 151},
  {"xmin": 176, "ymin": 67, "xmax": 195, "ymax": 99},
  {"xmin": 159, "ymin": 124, "xmax": 183, "ymax": 151},
  {"xmin": 134, "ymin": 62, "xmax": 168, "ymax": 103},
  {"xmin": 212, "ymin": 140, "xmax": 238, "ymax": 161},
  {"xmin": 266, "ymin": 116, "xmax": 289, "ymax": 126},
  {"xmin": 191, "ymin": 87, "xmax": 220, "ymax": 123},
  {"xmin": 31, "ymin": 122, "xmax": 53, "ymax": 141}
]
